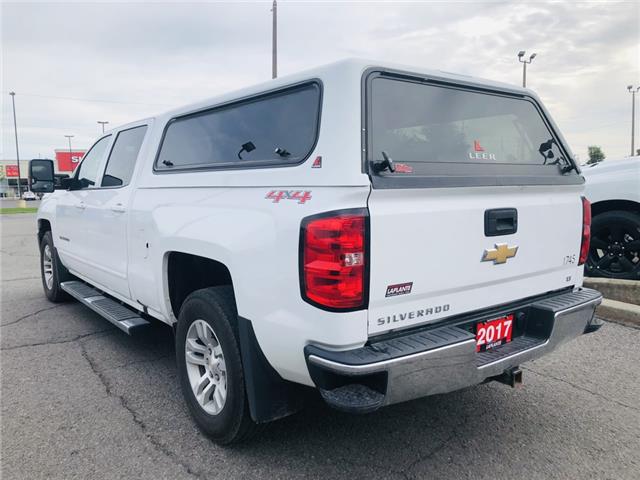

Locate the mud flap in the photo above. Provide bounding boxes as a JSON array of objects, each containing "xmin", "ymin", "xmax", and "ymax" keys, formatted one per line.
[{"xmin": 237, "ymin": 316, "xmax": 305, "ymax": 423}]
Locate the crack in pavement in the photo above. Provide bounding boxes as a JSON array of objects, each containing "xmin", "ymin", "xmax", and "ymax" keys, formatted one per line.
[
  {"xmin": 399, "ymin": 406, "xmax": 479, "ymax": 479},
  {"xmin": 79, "ymin": 342, "xmax": 208, "ymax": 480},
  {"xmin": 97, "ymin": 354, "xmax": 174, "ymax": 373},
  {"xmin": 333, "ymin": 440, "xmax": 411, "ymax": 479},
  {"xmin": 0, "ymin": 304, "xmax": 65, "ymax": 327},
  {"xmin": 0, "ymin": 329, "xmax": 114, "ymax": 351},
  {"xmin": 0, "ymin": 248, "xmax": 38, "ymax": 258},
  {"xmin": 401, "ymin": 432, "xmax": 457, "ymax": 480},
  {"xmin": 331, "ymin": 455, "xmax": 409, "ymax": 480},
  {"xmin": 1, "ymin": 276, "xmax": 40, "ymax": 283},
  {"xmin": 522, "ymin": 366, "xmax": 639, "ymax": 412}
]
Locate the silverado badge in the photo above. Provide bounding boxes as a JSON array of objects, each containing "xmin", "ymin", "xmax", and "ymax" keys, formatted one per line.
[{"xmin": 482, "ymin": 243, "xmax": 518, "ymax": 264}]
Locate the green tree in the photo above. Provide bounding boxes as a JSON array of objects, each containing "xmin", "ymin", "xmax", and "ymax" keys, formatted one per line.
[{"xmin": 587, "ymin": 146, "xmax": 605, "ymax": 164}]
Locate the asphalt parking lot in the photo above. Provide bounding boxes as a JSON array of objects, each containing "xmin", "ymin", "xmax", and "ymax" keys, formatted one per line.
[{"xmin": 1, "ymin": 213, "xmax": 639, "ymax": 480}]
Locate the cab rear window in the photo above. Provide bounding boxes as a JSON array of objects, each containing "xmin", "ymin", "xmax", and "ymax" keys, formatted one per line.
[
  {"xmin": 155, "ymin": 82, "xmax": 321, "ymax": 172},
  {"xmin": 370, "ymin": 77, "xmax": 567, "ymax": 168}
]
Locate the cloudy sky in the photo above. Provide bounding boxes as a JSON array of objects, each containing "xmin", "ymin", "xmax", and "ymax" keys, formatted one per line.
[{"xmin": 2, "ymin": 0, "xmax": 638, "ymax": 163}]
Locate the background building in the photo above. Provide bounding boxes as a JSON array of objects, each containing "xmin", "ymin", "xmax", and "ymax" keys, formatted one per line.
[
  {"xmin": 0, "ymin": 160, "xmax": 29, "ymax": 198},
  {"xmin": 55, "ymin": 149, "xmax": 86, "ymax": 173},
  {"xmin": 0, "ymin": 149, "xmax": 85, "ymax": 197}
]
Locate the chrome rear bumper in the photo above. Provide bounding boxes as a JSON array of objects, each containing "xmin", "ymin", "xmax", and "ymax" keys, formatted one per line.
[{"xmin": 305, "ymin": 288, "xmax": 602, "ymax": 413}]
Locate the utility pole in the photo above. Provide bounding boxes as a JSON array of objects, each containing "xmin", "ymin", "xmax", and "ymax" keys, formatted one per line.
[
  {"xmin": 64, "ymin": 135, "xmax": 75, "ymax": 167},
  {"xmin": 517, "ymin": 51, "xmax": 537, "ymax": 88},
  {"xmin": 97, "ymin": 120, "xmax": 109, "ymax": 133},
  {"xmin": 628, "ymin": 85, "xmax": 639, "ymax": 156},
  {"xmin": 9, "ymin": 92, "xmax": 23, "ymax": 197},
  {"xmin": 271, "ymin": 0, "xmax": 277, "ymax": 79}
]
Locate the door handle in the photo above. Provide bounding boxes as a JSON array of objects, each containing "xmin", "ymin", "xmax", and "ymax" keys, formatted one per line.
[
  {"xmin": 111, "ymin": 203, "xmax": 126, "ymax": 213},
  {"xmin": 485, "ymin": 208, "xmax": 518, "ymax": 236},
  {"xmin": 75, "ymin": 202, "xmax": 86, "ymax": 210}
]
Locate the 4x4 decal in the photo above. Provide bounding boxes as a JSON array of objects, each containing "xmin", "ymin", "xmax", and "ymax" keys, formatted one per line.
[{"xmin": 265, "ymin": 190, "xmax": 312, "ymax": 204}]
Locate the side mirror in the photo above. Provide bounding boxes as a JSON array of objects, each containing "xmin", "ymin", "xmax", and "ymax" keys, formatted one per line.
[
  {"xmin": 54, "ymin": 173, "xmax": 69, "ymax": 188},
  {"xmin": 60, "ymin": 176, "xmax": 81, "ymax": 190},
  {"xmin": 29, "ymin": 159, "xmax": 55, "ymax": 193}
]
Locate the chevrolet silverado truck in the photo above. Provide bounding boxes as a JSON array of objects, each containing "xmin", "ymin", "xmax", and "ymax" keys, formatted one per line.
[{"xmin": 29, "ymin": 59, "xmax": 603, "ymax": 444}]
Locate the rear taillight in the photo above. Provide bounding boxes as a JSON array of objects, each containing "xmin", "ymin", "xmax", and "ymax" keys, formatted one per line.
[
  {"xmin": 300, "ymin": 209, "xmax": 368, "ymax": 311},
  {"xmin": 579, "ymin": 196, "xmax": 591, "ymax": 265}
]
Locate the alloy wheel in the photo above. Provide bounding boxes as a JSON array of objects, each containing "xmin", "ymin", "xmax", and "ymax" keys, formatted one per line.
[
  {"xmin": 185, "ymin": 319, "xmax": 227, "ymax": 415},
  {"xmin": 43, "ymin": 244, "xmax": 54, "ymax": 289},
  {"xmin": 588, "ymin": 222, "xmax": 640, "ymax": 277}
]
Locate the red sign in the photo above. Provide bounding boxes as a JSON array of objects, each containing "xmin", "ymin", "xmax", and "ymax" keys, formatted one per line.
[
  {"xmin": 55, "ymin": 150, "xmax": 85, "ymax": 172},
  {"xmin": 476, "ymin": 314, "xmax": 514, "ymax": 352},
  {"xmin": 5, "ymin": 165, "xmax": 19, "ymax": 177}
]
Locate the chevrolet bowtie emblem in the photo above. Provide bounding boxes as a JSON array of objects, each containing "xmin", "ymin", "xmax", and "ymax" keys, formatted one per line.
[{"xmin": 482, "ymin": 243, "xmax": 518, "ymax": 264}]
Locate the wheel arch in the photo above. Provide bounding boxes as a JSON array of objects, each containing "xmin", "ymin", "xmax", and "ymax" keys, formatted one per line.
[
  {"xmin": 164, "ymin": 251, "xmax": 235, "ymax": 322},
  {"xmin": 591, "ymin": 199, "xmax": 640, "ymax": 217},
  {"xmin": 37, "ymin": 218, "xmax": 52, "ymax": 244}
]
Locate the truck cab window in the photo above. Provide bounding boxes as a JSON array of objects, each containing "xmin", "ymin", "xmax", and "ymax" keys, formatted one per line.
[
  {"xmin": 101, "ymin": 126, "xmax": 148, "ymax": 187},
  {"xmin": 76, "ymin": 135, "xmax": 111, "ymax": 189}
]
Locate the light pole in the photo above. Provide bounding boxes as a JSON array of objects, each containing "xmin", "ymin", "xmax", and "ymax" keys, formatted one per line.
[
  {"xmin": 64, "ymin": 135, "xmax": 74, "ymax": 168},
  {"xmin": 97, "ymin": 120, "xmax": 109, "ymax": 133},
  {"xmin": 517, "ymin": 51, "xmax": 537, "ymax": 88},
  {"xmin": 627, "ymin": 85, "xmax": 639, "ymax": 156},
  {"xmin": 9, "ymin": 92, "xmax": 23, "ymax": 197},
  {"xmin": 271, "ymin": 0, "xmax": 277, "ymax": 79}
]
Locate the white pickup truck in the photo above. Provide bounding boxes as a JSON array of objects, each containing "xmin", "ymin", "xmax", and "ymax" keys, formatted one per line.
[{"xmin": 30, "ymin": 59, "xmax": 603, "ymax": 444}]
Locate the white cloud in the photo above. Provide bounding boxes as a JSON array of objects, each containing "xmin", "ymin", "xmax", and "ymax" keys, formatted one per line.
[{"xmin": 2, "ymin": 0, "xmax": 639, "ymax": 161}]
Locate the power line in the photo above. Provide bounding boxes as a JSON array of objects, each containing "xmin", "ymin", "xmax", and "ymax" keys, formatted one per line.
[
  {"xmin": 0, "ymin": 91, "xmax": 171, "ymax": 107},
  {"xmin": 0, "ymin": 121, "xmax": 114, "ymax": 131}
]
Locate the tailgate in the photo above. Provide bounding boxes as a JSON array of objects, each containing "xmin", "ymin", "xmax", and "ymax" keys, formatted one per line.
[{"xmin": 367, "ymin": 185, "xmax": 584, "ymax": 335}]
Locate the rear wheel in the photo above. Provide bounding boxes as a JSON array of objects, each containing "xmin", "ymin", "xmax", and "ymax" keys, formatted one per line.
[
  {"xmin": 39, "ymin": 231, "xmax": 72, "ymax": 302},
  {"xmin": 176, "ymin": 287, "xmax": 258, "ymax": 445},
  {"xmin": 586, "ymin": 210, "xmax": 640, "ymax": 280}
]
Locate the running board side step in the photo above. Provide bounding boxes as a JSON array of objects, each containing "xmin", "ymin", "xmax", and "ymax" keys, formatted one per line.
[{"xmin": 61, "ymin": 280, "xmax": 150, "ymax": 335}]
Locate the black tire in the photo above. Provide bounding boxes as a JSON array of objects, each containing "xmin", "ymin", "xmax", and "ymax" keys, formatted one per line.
[
  {"xmin": 39, "ymin": 231, "xmax": 72, "ymax": 302},
  {"xmin": 586, "ymin": 210, "xmax": 640, "ymax": 280},
  {"xmin": 176, "ymin": 286, "xmax": 258, "ymax": 445}
]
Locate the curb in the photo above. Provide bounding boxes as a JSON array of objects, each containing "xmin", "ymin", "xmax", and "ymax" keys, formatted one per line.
[
  {"xmin": 584, "ymin": 278, "xmax": 639, "ymax": 306},
  {"xmin": 596, "ymin": 299, "xmax": 640, "ymax": 328}
]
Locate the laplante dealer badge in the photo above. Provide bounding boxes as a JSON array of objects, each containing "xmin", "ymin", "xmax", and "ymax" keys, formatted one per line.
[{"xmin": 385, "ymin": 282, "xmax": 413, "ymax": 297}]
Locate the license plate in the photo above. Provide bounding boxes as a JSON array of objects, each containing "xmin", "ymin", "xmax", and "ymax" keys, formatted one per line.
[{"xmin": 476, "ymin": 314, "xmax": 514, "ymax": 352}]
